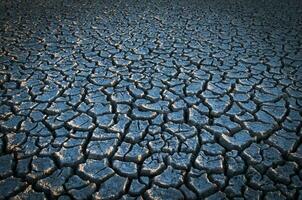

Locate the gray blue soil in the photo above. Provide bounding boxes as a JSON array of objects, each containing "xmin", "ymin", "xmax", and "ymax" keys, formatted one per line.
[{"xmin": 0, "ymin": 0, "xmax": 302, "ymax": 199}]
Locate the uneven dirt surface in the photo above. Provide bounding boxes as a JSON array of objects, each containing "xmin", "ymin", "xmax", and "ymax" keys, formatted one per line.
[{"xmin": 0, "ymin": 0, "xmax": 302, "ymax": 199}]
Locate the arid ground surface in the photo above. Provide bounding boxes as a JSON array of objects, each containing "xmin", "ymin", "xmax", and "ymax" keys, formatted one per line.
[{"xmin": 0, "ymin": 0, "xmax": 302, "ymax": 199}]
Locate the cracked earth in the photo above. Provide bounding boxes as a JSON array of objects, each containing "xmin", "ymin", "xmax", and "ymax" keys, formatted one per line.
[{"xmin": 0, "ymin": 0, "xmax": 302, "ymax": 199}]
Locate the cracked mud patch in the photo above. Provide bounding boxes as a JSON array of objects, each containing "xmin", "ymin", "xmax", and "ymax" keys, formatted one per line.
[{"xmin": 0, "ymin": 0, "xmax": 302, "ymax": 199}]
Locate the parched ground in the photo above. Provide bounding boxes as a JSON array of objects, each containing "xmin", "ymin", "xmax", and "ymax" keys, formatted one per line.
[{"xmin": 0, "ymin": 0, "xmax": 302, "ymax": 199}]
